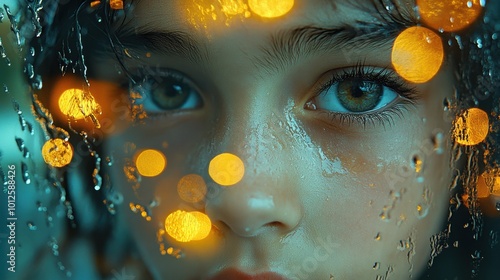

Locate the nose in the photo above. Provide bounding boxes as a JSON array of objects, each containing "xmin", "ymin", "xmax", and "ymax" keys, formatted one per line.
[
  {"xmin": 205, "ymin": 177, "xmax": 303, "ymax": 237},
  {"xmin": 204, "ymin": 112, "xmax": 303, "ymax": 238}
]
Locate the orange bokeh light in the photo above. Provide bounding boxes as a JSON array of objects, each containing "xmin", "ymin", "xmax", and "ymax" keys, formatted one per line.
[
  {"xmin": 41, "ymin": 138, "xmax": 73, "ymax": 168},
  {"xmin": 164, "ymin": 210, "xmax": 212, "ymax": 242},
  {"xmin": 391, "ymin": 26, "xmax": 444, "ymax": 83},
  {"xmin": 177, "ymin": 174, "xmax": 207, "ymax": 203},
  {"xmin": 58, "ymin": 88, "xmax": 100, "ymax": 120},
  {"xmin": 417, "ymin": 0, "xmax": 483, "ymax": 32},
  {"xmin": 208, "ymin": 153, "xmax": 245, "ymax": 186},
  {"xmin": 454, "ymin": 108, "xmax": 489, "ymax": 146},
  {"xmin": 109, "ymin": 0, "xmax": 124, "ymax": 10},
  {"xmin": 135, "ymin": 149, "xmax": 167, "ymax": 177}
]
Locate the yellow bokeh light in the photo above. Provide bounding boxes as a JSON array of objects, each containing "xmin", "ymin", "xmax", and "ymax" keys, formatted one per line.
[
  {"xmin": 190, "ymin": 211, "xmax": 212, "ymax": 241},
  {"xmin": 164, "ymin": 210, "xmax": 212, "ymax": 242},
  {"xmin": 248, "ymin": 0, "xmax": 294, "ymax": 18},
  {"xmin": 391, "ymin": 26, "xmax": 444, "ymax": 83},
  {"xmin": 220, "ymin": 0, "xmax": 249, "ymax": 16},
  {"xmin": 208, "ymin": 153, "xmax": 245, "ymax": 186},
  {"xmin": 42, "ymin": 139, "xmax": 73, "ymax": 168},
  {"xmin": 476, "ymin": 173, "xmax": 490, "ymax": 198},
  {"xmin": 177, "ymin": 174, "xmax": 207, "ymax": 203},
  {"xmin": 417, "ymin": 0, "xmax": 482, "ymax": 32},
  {"xmin": 165, "ymin": 210, "xmax": 199, "ymax": 243},
  {"xmin": 135, "ymin": 149, "xmax": 167, "ymax": 177},
  {"xmin": 454, "ymin": 108, "xmax": 489, "ymax": 146},
  {"xmin": 492, "ymin": 177, "xmax": 500, "ymax": 196},
  {"xmin": 58, "ymin": 88, "xmax": 101, "ymax": 120},
  {"xmin": 109, "ymin": 0, "xmax": 124, "ymax": 10}
]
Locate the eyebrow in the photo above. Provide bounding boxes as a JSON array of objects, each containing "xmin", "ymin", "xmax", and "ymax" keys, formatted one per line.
[
  {"xmin": 255, "ymin": 20, "xmax": 412, "ymax": 74},
  {"xmin": 112, "ymin": 1, "xmax": 416, "ymax": 73}
]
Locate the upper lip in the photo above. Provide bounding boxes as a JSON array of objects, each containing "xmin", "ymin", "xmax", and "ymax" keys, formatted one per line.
[{"xmin": 207, "ymin": 268, "xmax": 289, "ymax": 280}]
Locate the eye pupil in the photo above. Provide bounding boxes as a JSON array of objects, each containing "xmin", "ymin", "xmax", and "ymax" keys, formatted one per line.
[{"xmin": 338, "ymin": 78, "xmax": 383, "ymax": 112}]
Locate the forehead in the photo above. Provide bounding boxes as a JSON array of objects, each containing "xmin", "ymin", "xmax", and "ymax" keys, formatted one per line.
[{"xmin": 130, "ymin": 0, "xmax": 416, "ymax": 34}]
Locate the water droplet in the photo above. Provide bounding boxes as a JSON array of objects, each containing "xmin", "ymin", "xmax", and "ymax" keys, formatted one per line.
[
  {"xmin": 375, "ymin": 232, "xmax": 381, "ymax": 241},
  {"xmin": 31, "ymin": 75, "xmax": 43, "ymax": 90},
  {"xmin": 27, "ymin": 222, "xmax": 37, "ymax": 230},
  {"xmin": 21, "ymin": 161, "xmax": 30, "ymax": 184},
  {"xmin": 25, "ymin": 63, "xmax": 35, "ymax": 79},
  {"xmin": 496, "ymin": 201, "xmax": 500, "ymax": 211},
  {"xmin": 105, "ymin": 156, "xmax": 113, "ymax": 166},
  {"xmin": 453, "ymin": 240, "xmax": 459, "ymax": 247},
  {"xmin": 373, "ymin": 262, "xmax": 380, "ymax": 270}
]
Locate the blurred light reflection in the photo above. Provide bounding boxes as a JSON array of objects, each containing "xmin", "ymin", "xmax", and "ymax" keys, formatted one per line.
[
  {"xmin": 208, "ymin": 153, "xmax": 245, "ymax": 186},
  {"xmin": 391, "ymin": 26, "xmax": 444, "ymax": 83},
  {"xmin": 417, "ymin": 0, "xmax": 482, "ymax": 32}
]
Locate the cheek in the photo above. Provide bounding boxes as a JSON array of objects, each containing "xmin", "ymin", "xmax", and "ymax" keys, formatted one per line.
[{"xmin": 302, "ymin": 117, "xmax": 452, "ymax": 275}]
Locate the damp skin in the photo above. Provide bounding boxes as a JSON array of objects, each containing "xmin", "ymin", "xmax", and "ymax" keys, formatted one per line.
[{"xmin": 83, "ymin": 0, "xmax": 459, "ymax": 279}]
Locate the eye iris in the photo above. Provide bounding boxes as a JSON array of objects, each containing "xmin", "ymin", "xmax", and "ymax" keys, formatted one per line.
[
  {"xmin": 337, "ymin": 78, "xmax": 383, "ymax": 112},
  {"xmin": 151, "ymin": 77, "xmax": 191, "ymax": 110}
]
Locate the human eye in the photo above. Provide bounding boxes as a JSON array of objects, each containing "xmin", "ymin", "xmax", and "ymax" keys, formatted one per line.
[
  {"xmin": 305, "ymin": 64, "xmax": 419, "ymax": 128},
  {"xmin": 129, "ymin": 68, "xmax": 203, "ymax": 115}
]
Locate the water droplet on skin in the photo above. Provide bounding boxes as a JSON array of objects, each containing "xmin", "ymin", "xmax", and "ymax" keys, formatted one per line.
[{"xmin": 27, "ymin": 222, "xmax": 37, "ymax": 230}]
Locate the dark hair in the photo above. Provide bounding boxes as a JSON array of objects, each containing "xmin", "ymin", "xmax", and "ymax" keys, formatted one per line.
[{"xmin": 17, "ymin": 0, "xmax": 500, "ymax": 278}]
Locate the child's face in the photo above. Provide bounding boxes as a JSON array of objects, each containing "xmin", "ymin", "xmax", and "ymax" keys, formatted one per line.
[{"xmin": 91, "ymin": 0, "xmax": 455, "ymax": 278}]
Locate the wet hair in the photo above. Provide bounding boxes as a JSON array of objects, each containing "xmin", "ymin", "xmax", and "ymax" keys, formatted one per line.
[{"xmin": 17, "ymin": 0, "xmax": 500, "ymax": 278}]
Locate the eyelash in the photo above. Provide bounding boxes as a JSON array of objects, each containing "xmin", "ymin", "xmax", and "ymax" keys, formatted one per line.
[{"xmin": 311, "ymin": 63, "xmax": 420, "ymax": 128}]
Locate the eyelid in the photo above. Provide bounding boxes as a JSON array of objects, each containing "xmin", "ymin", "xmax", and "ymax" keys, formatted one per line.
[
  {"xmin": 128, "ymin": 67, "xmax": 204, "ymax": 114},
  {"xmin": 307, "ymin": 64, "xmax": 421, "ymax": 128}
]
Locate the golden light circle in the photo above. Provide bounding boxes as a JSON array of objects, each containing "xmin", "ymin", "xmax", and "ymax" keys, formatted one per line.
[
  {"xmin": 164, "ymin": 210, "xmax": 200, "ymax": 243},
  {"xmin": 208, "ymin": 153, "xmax": 245, "ymax": 186},
  {"xmin": 417, "ymin": 0, "xmax": 482, "ymax": 32},
  {"xmin": 135, "ymin": 149, "xmax": 167, "ymax": 177},
  {"xmin": 177, "ymin": 174, "xmax": 207, "ymax": 203},
  {"xmin": 190, "ymin": 211, "xmax": 212, "ymax": 241},
  {"xmin": 248, "ymin": 0, "xmax": 294, "ymax": 18},
  {"xmin": 41, "ymin": 139, "xmax": 73, "ymax": 168},
  {"xmin": 58, "ymin": 88, "xmax": 100, "ymax": 120},
  {"xmin": 476, "ymin": 173, "xmax": 490, "ymax": 198},
  {"xmin": 454, "ymin": 108, "xmax": 489, "ymax": 146},
  {"xmin": 391, "ymin": 26, "xmax": 444, "ymax": 83}
]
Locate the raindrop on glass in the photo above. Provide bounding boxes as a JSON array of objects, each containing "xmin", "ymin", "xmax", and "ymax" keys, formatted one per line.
[
  {"xmin": 373, "ymin": 262, "xmax": 380, "ymax": 270},
  {"xmin": 21, "ymin": 161, "xmax": 30, "ymax": 184},
  {"xmin": 27, "ymin": 221, "xmax": 37, "ymax": 231}
]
